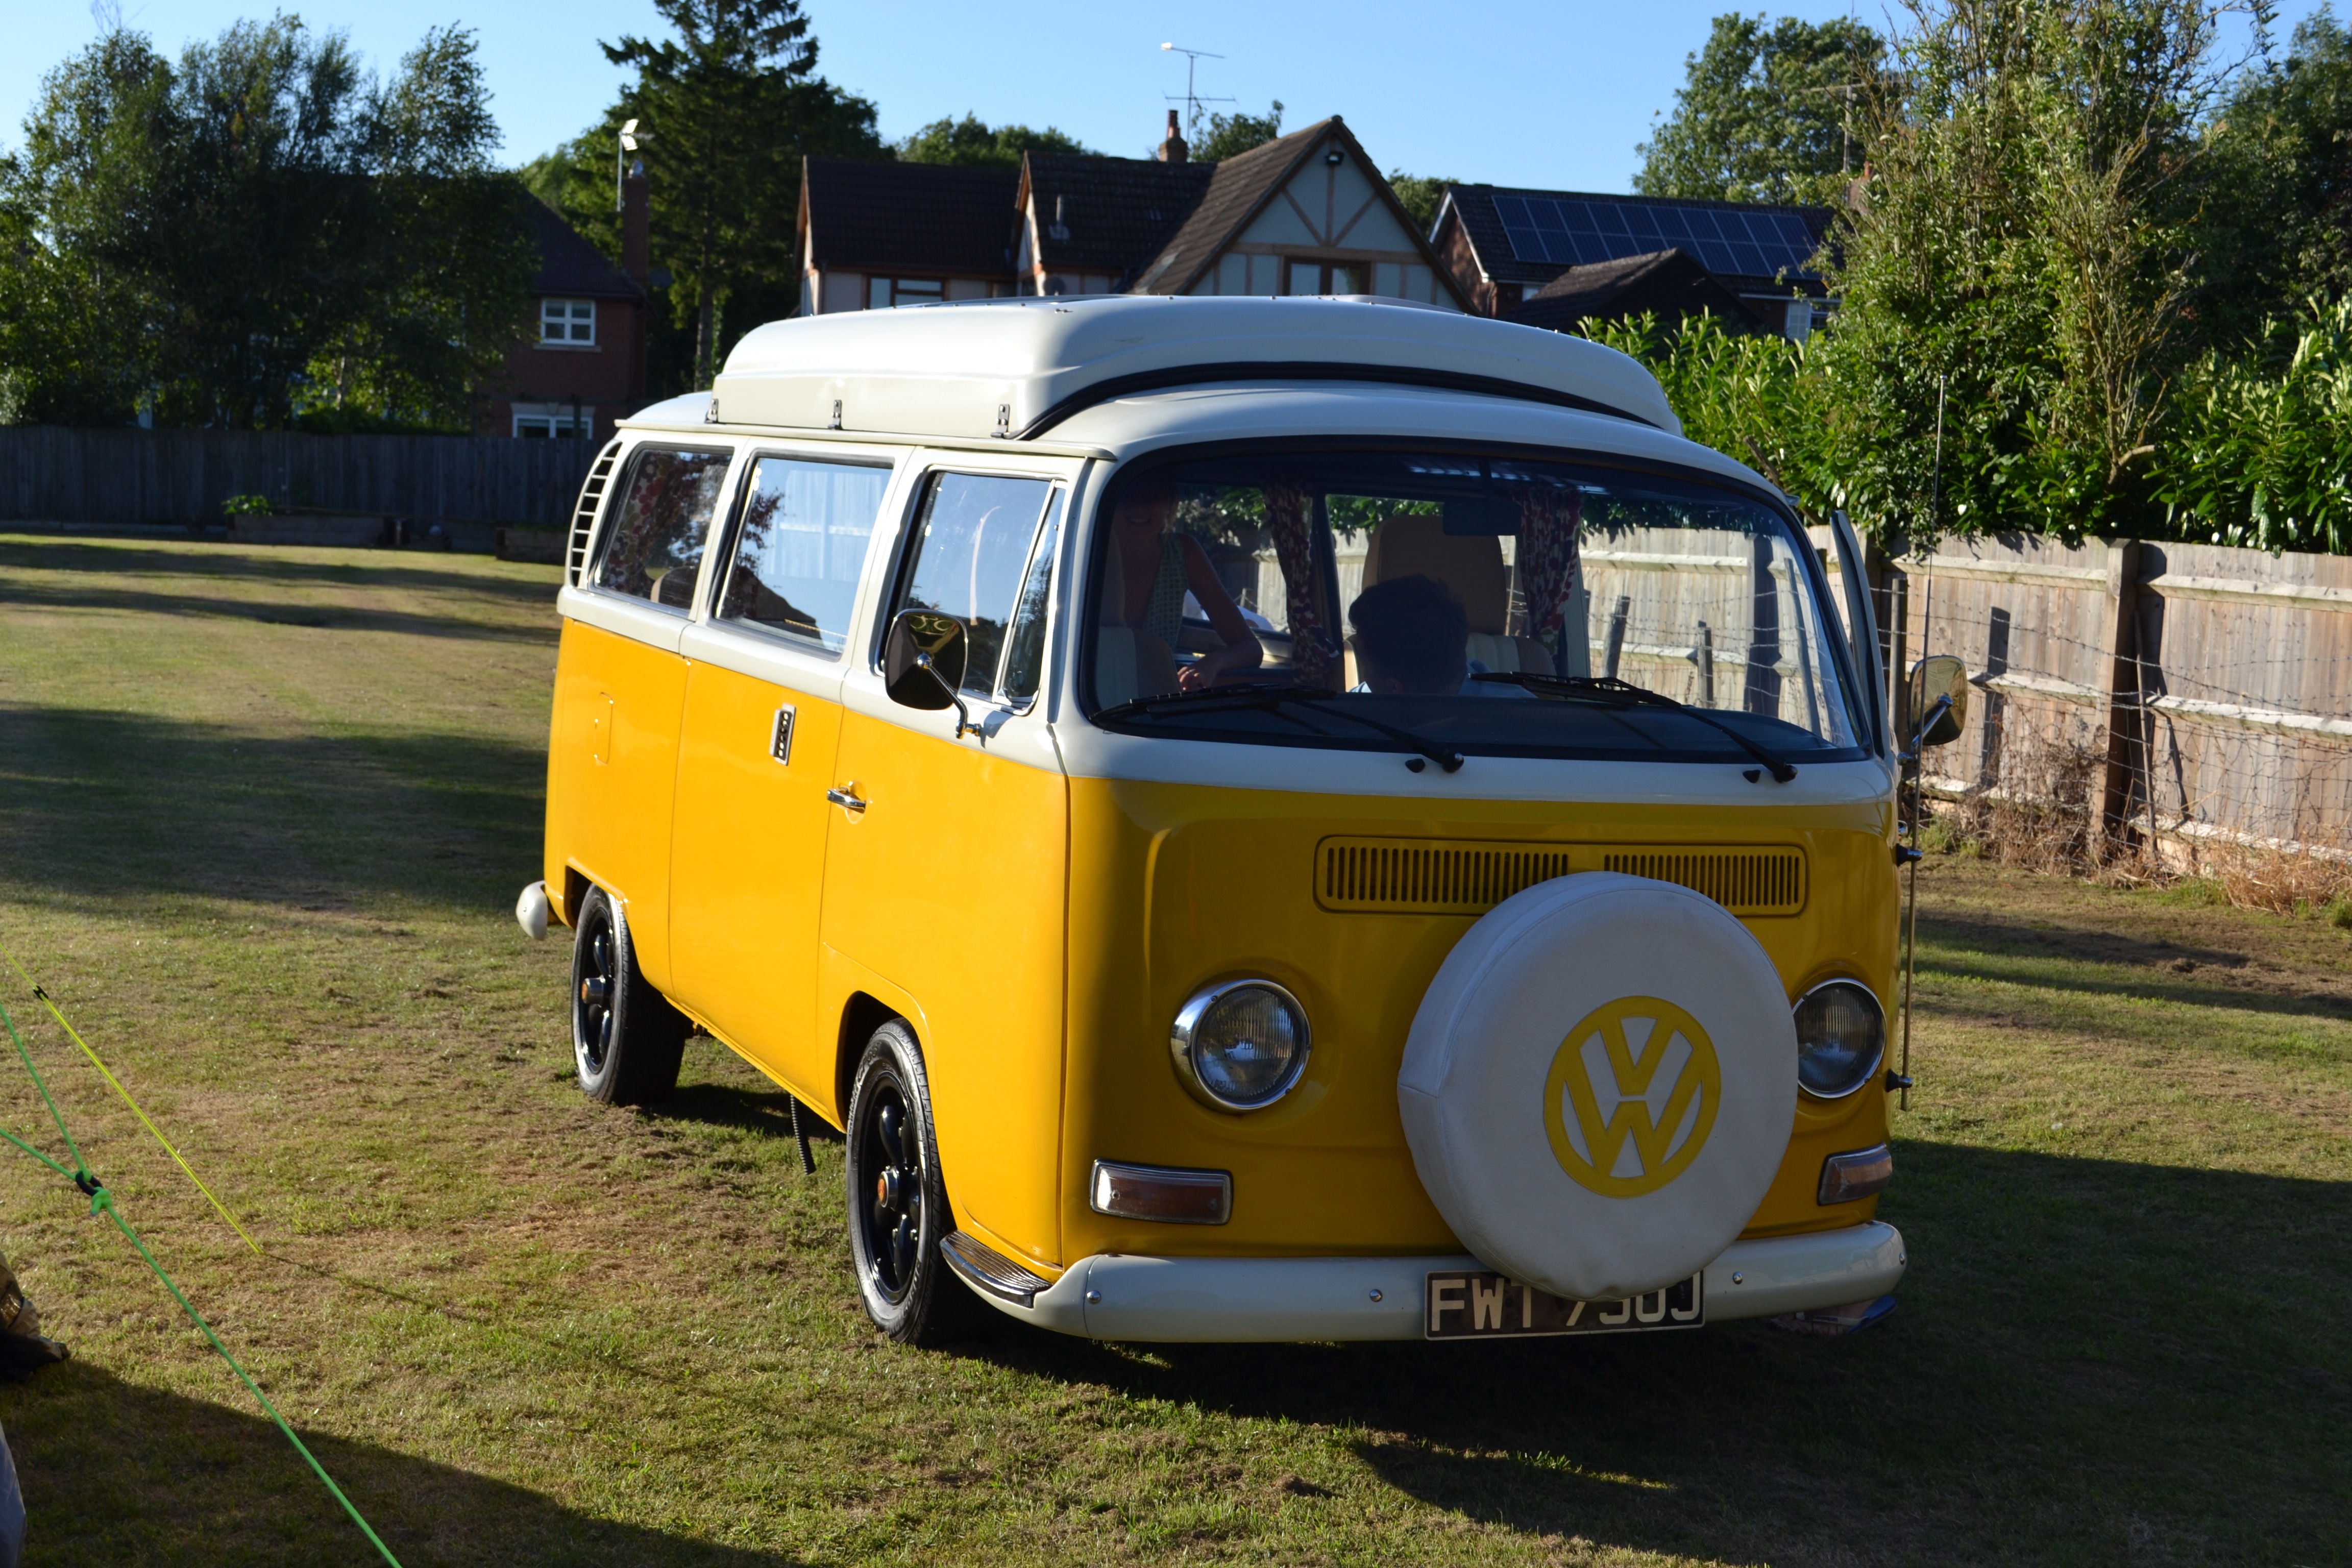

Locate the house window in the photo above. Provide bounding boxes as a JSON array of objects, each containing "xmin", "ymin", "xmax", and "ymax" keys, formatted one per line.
[
  {"xmin": 514, "ymin": 407, "xmax": 591, "ymax": 438},
  {"xmin": 866, "ymin": 277, "xmax": 945, "ymax": 309},
  {"xmin": 1283, "ymin": 261, "xmax": 1368, "ymax": 296},
  {"xmin": 541, "ymin": 299, "xmax": 596, "ymax": 344}
]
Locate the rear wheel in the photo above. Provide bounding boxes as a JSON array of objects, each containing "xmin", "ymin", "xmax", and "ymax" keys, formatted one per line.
[
  {"xmin": 569, "ymin": 886, "xmax": 687, "ymax": 1106},
  {"xmin": 845, "ymin": 1020, "xmax": 982, "ymax": 1344}
]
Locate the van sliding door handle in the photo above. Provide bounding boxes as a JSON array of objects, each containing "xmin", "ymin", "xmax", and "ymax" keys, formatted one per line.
[{"xmin": 826, "ymin": 786, "xmax": 868, "ymax": 814}]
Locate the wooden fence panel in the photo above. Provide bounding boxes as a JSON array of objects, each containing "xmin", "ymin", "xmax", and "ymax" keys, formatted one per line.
[
  {"xmin": 1878, "ymin": 535, "xmax": 2352, "ymax": 851},
  {"xmin": 0, "ymin": 427, "xmax": 600, "ymax": 527}
]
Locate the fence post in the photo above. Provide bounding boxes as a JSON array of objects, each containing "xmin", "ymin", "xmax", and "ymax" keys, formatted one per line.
[{"xmin": 2097, "ymin": 537, "xmax": 2144, "ymax": 855}]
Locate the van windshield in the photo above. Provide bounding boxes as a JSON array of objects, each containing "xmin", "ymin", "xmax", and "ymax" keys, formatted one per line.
[{"xmin": 1082, "ymin": 448, "xmax": 1867, "ymax": 765}]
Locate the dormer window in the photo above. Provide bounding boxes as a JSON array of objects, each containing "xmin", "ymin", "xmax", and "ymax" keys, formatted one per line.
[{"xmin": 541, "ymin": 299, "xmax": 596, "ymax": 345}]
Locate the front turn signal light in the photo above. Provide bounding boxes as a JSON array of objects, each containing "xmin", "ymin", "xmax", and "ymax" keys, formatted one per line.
[
  {"xmin": 1090, "ymin": 1160, "xmax": 1232, "ymax": 1225},
  {"xmin": 1818, "ymin": 1142, "xmax": 1894, "ymax": 1205}
]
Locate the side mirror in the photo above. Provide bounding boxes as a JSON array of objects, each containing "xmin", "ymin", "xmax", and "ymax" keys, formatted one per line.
[
  {"xmin": 1906, "ymin": 654, "xmax": 1969, "ymax": 750},
  {"xmin": 883, "ymin": 609, "xmax": 979, "ymax": 736}
]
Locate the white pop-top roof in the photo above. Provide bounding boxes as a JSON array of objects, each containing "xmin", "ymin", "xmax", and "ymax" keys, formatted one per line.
[{"xmin": 707, "ymin": 295, "xmax": 1680, "ymax": 442}]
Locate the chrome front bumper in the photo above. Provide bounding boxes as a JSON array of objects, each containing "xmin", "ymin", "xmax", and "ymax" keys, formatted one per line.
[{"xmin": 946, "ymin": 1222, "xmax": 1906, "ymax": 1342}]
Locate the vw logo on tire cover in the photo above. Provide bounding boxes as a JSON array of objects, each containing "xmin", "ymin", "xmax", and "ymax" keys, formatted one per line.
[{"xmin": 1398, "ymin": 872, "xmax": 1798, "ymax": 1302}]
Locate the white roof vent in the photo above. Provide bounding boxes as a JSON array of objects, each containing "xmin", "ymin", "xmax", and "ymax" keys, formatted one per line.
[{"xmin": 713, "ymin": 296, "xmax": 1679, "ymax": 440}]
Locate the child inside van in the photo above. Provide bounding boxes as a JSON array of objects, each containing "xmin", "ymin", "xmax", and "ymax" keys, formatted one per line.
[{"xmin": 1349, "ymin": 574, "xmax": 1511, "ymax": 697}]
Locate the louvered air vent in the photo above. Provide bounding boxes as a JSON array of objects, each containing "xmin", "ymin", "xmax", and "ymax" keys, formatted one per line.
[
  {"xmin": 1600, "ymin": 847, "xmax": 1807, "ymax": 916},
  {"xmin": 566, "ymin": 439, "xmax": 623, "ymax": 587},
  {"xmin": 1315, "ymin": 837, "xmax": 1806, "ymax": 917},
  {"xmin": 1318, "ymin": 839, "xmax": 1577, "ymax": 914}
]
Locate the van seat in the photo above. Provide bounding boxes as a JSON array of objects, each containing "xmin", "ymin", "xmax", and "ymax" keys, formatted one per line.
[{"xmin": 1363, "ymin": 516, "xmax": 1555, "ymax": 678}]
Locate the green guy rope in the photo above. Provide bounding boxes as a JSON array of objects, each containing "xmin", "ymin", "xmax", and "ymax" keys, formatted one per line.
[
  {"xmin": 0, "ymin": 946, "xmax": 259, "ymax": 1254},
  {"xmin": 0, "ymin": 997, "xmax": 402, "ymax": 1565}
]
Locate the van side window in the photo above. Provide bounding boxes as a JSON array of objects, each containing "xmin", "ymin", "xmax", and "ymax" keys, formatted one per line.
[
  {"xmin": 716, "ymin": 456, "xmax": 892, "ymax": 655},
  {"xmin": 997, "ymin": 489, "xmax": 1064, "ymax": 706},
  {"xmin": 893, "ymin": 473, "xmax": 1056, "ymax": 698},
  {"xmin": 593, "ymin": 447, "xmax": 731, "ymax": 611}
]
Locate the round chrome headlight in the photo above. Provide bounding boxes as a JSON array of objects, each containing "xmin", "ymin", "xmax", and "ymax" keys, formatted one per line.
[
  {"xmin": 1792, "ymin": 979, "xmax": 1886, "ymax": 1099},
  {"xmin": 1170, "ymin": 980, "xmax": 1311, "ymax": 1112}
]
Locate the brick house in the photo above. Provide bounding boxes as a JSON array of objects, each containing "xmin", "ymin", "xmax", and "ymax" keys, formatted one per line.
[{"xmin": 481, "ymin": 179, "xmax": 652, "ymax": 442}]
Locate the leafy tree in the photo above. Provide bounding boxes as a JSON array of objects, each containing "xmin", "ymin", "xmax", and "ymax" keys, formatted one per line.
[
  {"xmin": 525, "ymin": 45, "xmax": 880, "ymax": 397},
  {"xmin": 1386, "ymin": 171, "xmax": 1456, "ymax": 235},
  {"xmin": 1813, "ymin": 0, "xmax": 2242, "ymax": 544},
  {"xmin": 1194, "ymin": 101, "xmax": 1284, "ymax": 162},
  {"xmin": 604, "ymin": 0, "xmax": 887, "ymax": 387},
  {"xmin": 2191, "ymin": 12, "xmax": 2352, "ymax": 350},
  {"xmin": 0, "ymin": 17, "xmax": 529, "ymax": 429},
  {"xmin": 1636, "ymin": 13, "xmax": 1885, "ymax": 204},
  {"xmin": 898, "ymin": 113, "xmax": 1094, "ymax": 167}
]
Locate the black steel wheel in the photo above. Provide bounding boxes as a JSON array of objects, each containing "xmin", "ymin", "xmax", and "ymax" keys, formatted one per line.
[
  {"xmin": 568, "ymin": 886, "xmax": 687, "ymax": 1106},
  {"xmin": 845, "ymin": 1020, "xmax": 984, "ymax": 1343}
]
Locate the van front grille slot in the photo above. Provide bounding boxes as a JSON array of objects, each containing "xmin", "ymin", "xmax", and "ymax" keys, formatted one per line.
[
  {"xmin": 1600, "ymin": 847, "xmax": 1806, "ymax": 915},
  {"xmin": 1315, "ymin": 838, "xmax": 1806, "ymax": 917},
  {"xmin": 1319, "ymin": 839, "xmax": 1575, "ymax": 914}
]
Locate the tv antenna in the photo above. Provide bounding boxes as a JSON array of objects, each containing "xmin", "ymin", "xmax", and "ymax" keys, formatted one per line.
[{"xmin": 1160, "ymin": 43, "xmax": 1235, "ymax": 142}]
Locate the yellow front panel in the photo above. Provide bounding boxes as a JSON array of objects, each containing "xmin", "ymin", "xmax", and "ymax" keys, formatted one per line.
[
  {"xmin": 821, "ymin": 714, "xmax": 1068, "ymax": 1270},
  {"xmin": 669, "ymin": 660, "xmax": 844, "ymax": 1097},
  {"xmin": 1062, "ymin": 779, "xmax": 1896, "ymax": 1260},
  {"xmin": 543, "ymin": 620, "xmax": 690, "ymax": 988}
]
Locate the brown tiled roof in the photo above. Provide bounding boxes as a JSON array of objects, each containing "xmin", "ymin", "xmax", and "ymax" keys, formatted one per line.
[
  {"xmin": 801, "ymin": 158, "xmax": 1020, "ymax": 277},
  {"xmin": 1125, "ymin": 122, "xmax": 1333, "ymax": 295},
  {"xmin": 1508, "ymin": 248, "xmax": 1765, "ymax": 334},
  {"xmin": 529, "ymin": 201, "xmax": 644, "ymax": 301},
  {"xmin": 1022, "ymin": 154, "xmax": 1215, "ymax": 279}
]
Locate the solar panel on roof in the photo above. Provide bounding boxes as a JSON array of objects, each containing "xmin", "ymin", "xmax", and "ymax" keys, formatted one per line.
[{"xmin": 1493, "ymin": 195, "xmax": 1821, "ymax": 280}]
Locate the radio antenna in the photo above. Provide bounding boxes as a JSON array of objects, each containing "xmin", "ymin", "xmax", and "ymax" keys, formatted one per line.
[{"xmin": 1160, "ymin": 42, "xmax": 1235, "ymax": 143}]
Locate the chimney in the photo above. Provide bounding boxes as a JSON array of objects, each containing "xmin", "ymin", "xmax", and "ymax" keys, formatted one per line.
[
  {"xmin": 1157, "ymin": 109, "xmax": 1187, "ymax": 164},
  {"xmin": 621, "ymin": 168, "xmax": 651, "ymax": 286}
]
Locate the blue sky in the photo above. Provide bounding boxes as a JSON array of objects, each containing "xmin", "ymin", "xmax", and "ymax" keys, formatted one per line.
[{"xmin": 4, "ymin": 2, "xmax": 2331, "ymax": 194}]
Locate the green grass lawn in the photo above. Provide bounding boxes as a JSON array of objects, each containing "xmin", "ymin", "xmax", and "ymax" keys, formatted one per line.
[{"xmin": 0, "ymin": 534, "xmax": 2344, "ymax": 1566}]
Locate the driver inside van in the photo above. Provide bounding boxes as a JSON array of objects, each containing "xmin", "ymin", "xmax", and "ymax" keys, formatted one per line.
[
  {"xmin": 1349, "ymin": 574, "xmax": 1517, "ymax": 697},
  {"xmin": 1110, "ymin": 477, "xmax": 1264, "ymax": 691}
]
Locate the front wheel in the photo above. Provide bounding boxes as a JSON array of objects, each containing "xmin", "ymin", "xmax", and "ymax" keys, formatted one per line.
[
  {"xmin": 569, "ymin": 885, "xmax": 687, "ymax": 1106},
  {"xmin": 845, "ymin": 1020, "xmax": 982, "ymax": 1344}
]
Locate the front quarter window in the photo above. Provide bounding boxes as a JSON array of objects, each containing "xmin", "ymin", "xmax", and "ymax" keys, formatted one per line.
[{"xmin": 891, "ymin": 473, "xmax": 1059, "ymax": 700}]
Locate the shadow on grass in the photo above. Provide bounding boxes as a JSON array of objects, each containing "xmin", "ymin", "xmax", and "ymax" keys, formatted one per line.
[
  {"xmin": 0, "ymin": 537, "xmax": 562, "ymax": 611},
  {"xmin": 647, "ymin": 1079, "xmax": 843, "ymax": 1145},
  {"xmin": 0, "ymin": 1362, "xmax": 794, "ymax": 1566},
  {"xmin": 947, "ymin": 1144, "xmax": 2351, "ymax": 1565},
  {"xmin": 1918, "ymin": 911, "xmax": 2352, "ymax": 1025},
  {"xmin": 0, "ymin": 577, "xmax": 555, "ymax": 646},
  {"xmin": 1919, "ymin": 906, "xmax": 2257, "ymax": 971},
  {"xmin": 0, "ymin": 705, "xmax": 545, "ymax": 914}
]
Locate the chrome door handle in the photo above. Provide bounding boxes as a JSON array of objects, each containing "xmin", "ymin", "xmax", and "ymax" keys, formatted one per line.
[{"xmin": 826, "ymin": 786, "xmax": 867, "ymax": 814}]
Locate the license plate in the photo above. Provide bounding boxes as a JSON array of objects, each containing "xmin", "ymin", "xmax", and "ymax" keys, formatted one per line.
[{"xmin": 1424, "ymin": 1270, "xmax": 1704, "ymax": 1340}]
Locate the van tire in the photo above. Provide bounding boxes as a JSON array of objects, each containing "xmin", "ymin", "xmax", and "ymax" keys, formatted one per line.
[
  {"xmin": 845, "ymin": 1020, "xmax": 984, "ymax": 1344},
  {"xmin": 569, "ymin": 886, "xmax": 687, "ymax": 1106}
]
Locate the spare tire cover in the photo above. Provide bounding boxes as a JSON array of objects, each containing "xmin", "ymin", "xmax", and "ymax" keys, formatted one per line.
[{"xmin": 1399, "ymin": 872, "xmax": 1797, "ymax": 1301}]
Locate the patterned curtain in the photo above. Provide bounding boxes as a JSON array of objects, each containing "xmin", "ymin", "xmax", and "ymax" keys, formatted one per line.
[
  {"xmin": 1517, "ymin": 487, "xmax": 1583, "ymax": 671},
  {"xmin": 1265, "ymin": 481, "xmax": 1338, "ymax": 687}
]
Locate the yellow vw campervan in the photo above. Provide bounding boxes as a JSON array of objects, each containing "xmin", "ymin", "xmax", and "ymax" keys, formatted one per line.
[{"xmin": 519, "ymin": 296, "xmax": 1909, "ymax": 1345}]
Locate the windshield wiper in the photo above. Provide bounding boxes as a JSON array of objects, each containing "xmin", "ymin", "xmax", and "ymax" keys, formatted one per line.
[
  {"xmin": 1472, "ymin": 672, "xmax": 1797, "ymax": 782},
  {"xmin": 1095, "ymin": 682, "xmax": 1466, "ymax": 773}
]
